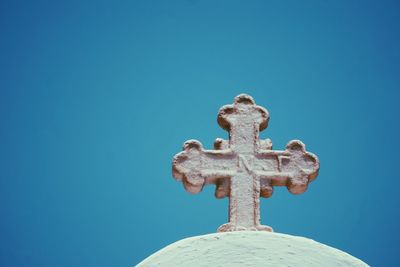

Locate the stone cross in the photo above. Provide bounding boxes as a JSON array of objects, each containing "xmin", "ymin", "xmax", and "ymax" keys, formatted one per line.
[{"xmin": 172, "ymin": 94, "xmax": 320, "ymax": 232}]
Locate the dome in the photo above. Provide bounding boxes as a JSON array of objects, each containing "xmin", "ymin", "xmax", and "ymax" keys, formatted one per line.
[{"xmin": 137, "ymin": 231, "xmax": 368, "ymax": 267}]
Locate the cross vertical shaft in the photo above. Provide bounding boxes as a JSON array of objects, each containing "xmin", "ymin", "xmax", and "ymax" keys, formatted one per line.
[{"xmin": 225, "ymin": 172, "xmax": 263, "ymax": 231}]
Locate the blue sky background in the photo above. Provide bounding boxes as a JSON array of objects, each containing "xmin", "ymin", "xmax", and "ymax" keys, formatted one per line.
[{"xmin": 1, "ymin": 1, "xmax": 399, "ymax": 266}]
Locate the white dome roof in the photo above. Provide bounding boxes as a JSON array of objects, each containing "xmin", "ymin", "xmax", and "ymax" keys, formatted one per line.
[{"xmin": 137, "ymin": 231, "xmax": 368, "ymax": 267}]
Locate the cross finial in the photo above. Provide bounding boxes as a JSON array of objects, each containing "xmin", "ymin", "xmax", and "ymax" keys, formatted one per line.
[{"xmin": 172, "ymin": 94, "xmax": 320, "ymax": 232}]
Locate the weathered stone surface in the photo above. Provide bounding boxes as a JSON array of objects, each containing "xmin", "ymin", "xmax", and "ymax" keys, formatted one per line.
[
  {"xmin": 172, "ymin": 94, "xmax": 320, "ymax": 232},
  {"xmin": 137, "ymin": 231, "xmax": 369, "ymax": 267}
]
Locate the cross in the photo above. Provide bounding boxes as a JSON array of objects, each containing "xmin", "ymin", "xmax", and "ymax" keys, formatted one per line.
[{"xmin": 172, "ymin": 94, "xmax": 320, "ymax": 232}]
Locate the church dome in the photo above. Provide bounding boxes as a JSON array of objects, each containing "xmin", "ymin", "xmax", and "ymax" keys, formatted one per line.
[{"xmin": 137, "ymin": 231, "xmax": 368, "ymax": 267}]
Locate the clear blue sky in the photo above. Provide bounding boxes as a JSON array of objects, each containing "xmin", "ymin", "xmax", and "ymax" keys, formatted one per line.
[{"xmin": 1, "ymin": 1, "xmax": 399, "ymax": 266}]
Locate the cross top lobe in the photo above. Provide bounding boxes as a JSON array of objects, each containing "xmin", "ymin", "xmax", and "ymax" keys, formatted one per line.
[
  {"xmin": 217, "ymin": 94, "xmax": 268, "ymax": 153},
  {"xmin": 172, "ymin": 94, "xmax": 319, "ymax": 232}
]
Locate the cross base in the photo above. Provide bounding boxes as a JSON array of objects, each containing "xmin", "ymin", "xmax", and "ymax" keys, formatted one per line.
[{"xmin": 217, "ymin": 223, "xmax": 273, "ymax": 232}]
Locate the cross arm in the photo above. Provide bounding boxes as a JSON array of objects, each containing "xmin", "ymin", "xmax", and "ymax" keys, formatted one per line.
[
  {"xmin": 172, "ymin": 140, "xmax": 237, "ymax": 195},
  {"xmin": 254, "ymin": 140, "xmax": 320, "ymax": 198}
]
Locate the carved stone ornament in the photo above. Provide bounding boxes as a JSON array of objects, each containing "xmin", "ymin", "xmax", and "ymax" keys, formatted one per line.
[{"xmin": 172, "ymin": 94, "xmax": 319, "ymax": 232}]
